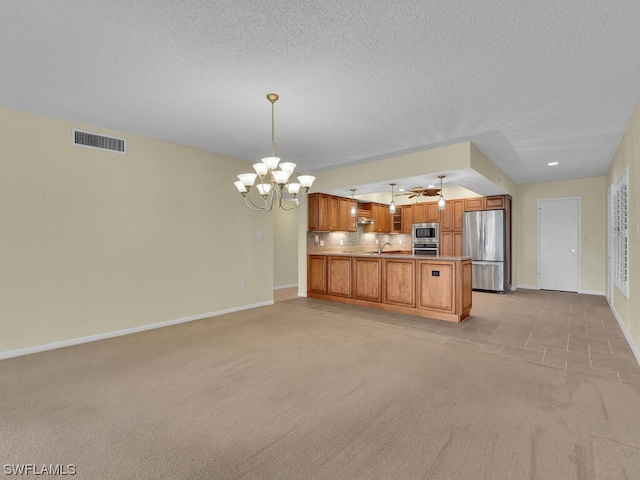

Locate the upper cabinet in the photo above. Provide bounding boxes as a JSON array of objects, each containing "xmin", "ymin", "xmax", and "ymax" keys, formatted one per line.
[
  {"xmin": 464, "ymin": 195, "xmax": 508, "ymax": 212},
  {"xmin": 309, "ymin": 192, "xmax": 511, "ymax": 236},
  {"xmin": 410, "ymin": 202, "xmax": 439, "ymax": 224},
  {"xmin": 338, "ymin": 197, "xmax": 357, "ymax": 232},
  {"xmin": 308, "ymin": 193, "xmax": 355, "ymax": 232}
]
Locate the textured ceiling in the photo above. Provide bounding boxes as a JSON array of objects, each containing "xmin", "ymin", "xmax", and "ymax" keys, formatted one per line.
[{"xmin": 1, "ymin": 1, "xmax": 639, "ymax": 193}]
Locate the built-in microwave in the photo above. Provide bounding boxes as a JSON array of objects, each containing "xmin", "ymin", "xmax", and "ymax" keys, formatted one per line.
[{"xmin": 412, "ymin": 223, "xmax": 439, "ymax": 243}]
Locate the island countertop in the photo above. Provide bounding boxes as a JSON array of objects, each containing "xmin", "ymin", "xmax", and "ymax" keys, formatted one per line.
[
  {"xmin": 313, "ymin": 251, "xmax": 472, "ymax": 261},
  {"xmin": 307, "ymin": 253, "xmax": 472, "ymax": 322}
]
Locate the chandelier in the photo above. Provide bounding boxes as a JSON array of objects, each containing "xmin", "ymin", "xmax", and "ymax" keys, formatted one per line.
[{"xmin": 234, "ymin": 93, "xmax": 315, "ymax": 211}]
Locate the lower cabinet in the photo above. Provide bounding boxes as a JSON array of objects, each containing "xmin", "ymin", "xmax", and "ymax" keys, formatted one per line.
[
  {"xmin": 308, "ymin": 255, "xmax": 327, "ymax": 294},
  {"xmin": 327, "ymin": 256, "xmax": 352, "ymax": 297},
  {"xmin": 307, "ymin": 255, "xmax": 472, "ymax": 322},
  {"xmin": 353, "ymin": 257, "xmax": 381, "ymax": 302},
  {"xmin": 417, "ymin": 260, "xmax": 455, "ymax": 312},
  {"xmin": 382, "ymin": 258, "xmax": 415, "ymax": 307}
]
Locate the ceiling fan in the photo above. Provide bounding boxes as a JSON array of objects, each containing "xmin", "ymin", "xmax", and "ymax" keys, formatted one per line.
[{"xmin": 399, "ymin": 186, "xmax": 441, "ymax": 198}]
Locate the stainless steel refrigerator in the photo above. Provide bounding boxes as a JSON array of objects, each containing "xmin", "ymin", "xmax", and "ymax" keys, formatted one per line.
[{"xmin": 463, "ymin": 210, "xmax": 506, "ymax": 292}]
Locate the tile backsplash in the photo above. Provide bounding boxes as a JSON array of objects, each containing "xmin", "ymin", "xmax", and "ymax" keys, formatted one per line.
[{"xmin": 306, "ymin": 231, "xmax": 412, "ymax": 251}]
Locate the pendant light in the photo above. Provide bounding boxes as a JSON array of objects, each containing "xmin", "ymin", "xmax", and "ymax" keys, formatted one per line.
[
  {"xmin": 350, "ymin": 189, "xmax": 357, "ymax": 217},
  {"xmin": 389, "ymin": 183, "xmax": 396, "ymax": 214},
  {"xmin": 437, "ymin": 175, "xmax": 446, "ymax": 210}
]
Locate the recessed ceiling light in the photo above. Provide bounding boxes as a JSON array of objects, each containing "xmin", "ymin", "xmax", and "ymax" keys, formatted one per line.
[
  {"xmin": 548, "ymin": 162, "xmax": 559, "ymax": 166},
  {"xmin": 398, "ymin": 188, "xmax": 405, "ymax": 192}
]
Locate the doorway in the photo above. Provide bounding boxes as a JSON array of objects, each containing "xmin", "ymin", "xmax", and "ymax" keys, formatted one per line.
[{"xmin": 538, "ymin": 197, "xmax": 580, "ymax": 292}]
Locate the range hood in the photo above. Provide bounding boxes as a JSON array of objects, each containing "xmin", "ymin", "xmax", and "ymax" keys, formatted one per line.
[{"xmin": 357, "ymin": 217, "xmax": 375, "ymax": 225}]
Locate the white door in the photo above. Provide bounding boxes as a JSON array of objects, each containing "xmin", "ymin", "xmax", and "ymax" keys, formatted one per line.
[{"xmin": 538, "ymin": 197, "xmax": 580, "ymax": 292}]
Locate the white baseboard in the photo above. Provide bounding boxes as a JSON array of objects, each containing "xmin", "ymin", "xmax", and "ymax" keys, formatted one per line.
[
  {"xmin": 514, "ymin": 284, "xmax": 605, "ymax": 296},
  {"xmin": 578, "ymin": 289, "xmax": 606, "ymax": 296},
  {"xmin": 273, "ymin": 284, "xmax": 298, "ymax": 290},
  {"xmin": 608, "ymin": 301, "xmax": 640, "ymax": 367},
  {"xmin": 0, "ymin": 300, "xmax": 274, "ymax": 361}
]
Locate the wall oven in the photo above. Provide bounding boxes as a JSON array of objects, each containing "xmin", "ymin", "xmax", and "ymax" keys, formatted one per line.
[
  {"xmin": 412, "ymin": 223, "xmax": 439, "ymax": 243},
  {"xmin": 413, "ymin": 243, "xmax": 439, "ymax": 256}
]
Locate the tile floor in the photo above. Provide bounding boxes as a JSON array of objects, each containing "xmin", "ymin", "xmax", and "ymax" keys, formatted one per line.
[{"xmin": 284, "ymin": 289, "xmax": 640, "ymax": 385}]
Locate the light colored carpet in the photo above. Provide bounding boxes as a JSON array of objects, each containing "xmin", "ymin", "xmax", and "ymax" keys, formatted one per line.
[{"xmin": 2, "ymin": 294, "xmax": 640, "ymax": 479}]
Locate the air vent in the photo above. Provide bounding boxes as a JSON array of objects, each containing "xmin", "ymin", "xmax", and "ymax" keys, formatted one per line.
[{"xmin": 72, "ymin": 129, "xmax": 126, "ymax": 154}]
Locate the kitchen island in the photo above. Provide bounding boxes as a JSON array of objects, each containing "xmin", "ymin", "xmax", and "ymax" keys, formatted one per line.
[{"xmin": 307, "ymin": 253, "xmax": 472, "ymax": 323}]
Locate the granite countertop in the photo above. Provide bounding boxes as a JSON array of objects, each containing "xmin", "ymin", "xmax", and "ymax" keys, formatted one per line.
[{"xmin": 308, "ymin": 251, "xmax": 472, "ymax": 261}]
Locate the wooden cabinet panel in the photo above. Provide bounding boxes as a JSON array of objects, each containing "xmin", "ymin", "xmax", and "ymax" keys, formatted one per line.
[
  {"xmin": 391, "ymin": 206, "xmax": 403, "ymax": 233},
  {"xmin": 402, "ymin": 205, "xmax": 413, "ymax": 233},
  {"xmin": 440, "ymin": 232, "xmax": 463, "ymax": 257},
  {"xmin": 327, "ymin": 256, "xmax": 352, "ymax": 297},
  {"xmin": 409, "ymin": 202, "xmax": 439, "ymax": 224},
  {"xmin": 440, "ymin": 199, "xmax": 464, "ymax": 231},
  {"xmin": 417, "ymin": 261, "xmax": 455, "ymax": 312},
  {"xmin": 425, "ymin": 202, "xmax": 440, "ymax": 223},
  {"xmin": 365, "ymin": 203, "xmax": 391, "ymax": 233},
  {"xmin": 307, "ymin": 255, "xmax": 327, "ymax": 294},
  {"xmin": 382, "ymin": 258, "xmax": 415, "ymax": 307},
  {"xmin": 484, "ymin": 195, "xmax": 505, "ymax": 210},
  {"xmin": 411, "ymin": 203, "xmax": 425, "ymax": 223},
  {"xmin": 462, "ymin": 261, "xmax": 473, "ymax": 313},
  {"xmin": 353, "ymin": 257, "xmax": 381, "ymax": 302},
  {"xmin": 464, "ymin": 197, "xmax": 484, "ymax": 211},
  {"xmin": 308, "ymin": 193, "xmax": 319, "ymax": 231},
  {"xmin": 453, "ymin": 200, "xmax": 464, "ymax": 230},
  {"xmin": 338, "ymin": 197, "xmax": 357, "ymax": 232}
]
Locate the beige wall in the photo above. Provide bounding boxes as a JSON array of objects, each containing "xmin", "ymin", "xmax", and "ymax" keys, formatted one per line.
[
  {"xmin": 606, "ymin": 100, "xmax": 640, "ymax": 355},
  {"xmin": 273, "ymin": 207, "xmax": 299, "ymax": 287},
  {"xmin": 0, "ymin": 107, "xmax": 273, "ymax": 353},
  {"xmin": 514, "ymin": 177, "xmax": 607, "ymax": 293}
]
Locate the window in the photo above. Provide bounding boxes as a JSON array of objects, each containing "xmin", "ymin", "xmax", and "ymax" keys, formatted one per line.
[{"xmin": 613, "ymin": 168, "xmax": 629, "ymax": 297}]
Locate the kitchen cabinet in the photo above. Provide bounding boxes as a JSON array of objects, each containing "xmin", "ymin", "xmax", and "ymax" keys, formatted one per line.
[
  {"xmin": 382, "ymin": 258, "xmax": 415, "ymax": 307},
  {"xmin": 308, "ymin": 193, "xmax": 355, "ymax": 232},
  {"xmin": 440, "ymin": 231, "xmax": 463, "ymax": 257},
  {"xmin": 364, "ymin": 203, "xmax": 391, "ymax": 233},
  {"xmin": 439, "ymin": 199, "xmax": 464, "ymax": 256},
  {"xmin": 308, "ymin": 193, "xmax": 337, "ymax": 231},
  {"xmin": 353, "ymin": 257, "xmax": 381, "ymax": 302},
  {"xmin": 416, "ymin": 259, "xmax": 472, "ymax": 316},
  {"xmin": 463, "ymin": 195, "xmax": 508, "ymax": 212},
  {"xmin": 307, "ymin": 254, "xmax": 472, "ymax": 322},
  {"xmin": 307, "ymin": 255, "xmax": 327, "ymax": 294},
  {"xmin": 391, "ymin": 206, "xmax": 403, "ymax": 233},
  {"xmin": 327, "ymin": 256, "xmax": 352, "ymax": 297},
  {"xmin": 338, "ymin": 197, "xmax": 357, "ymax": 232},
  {"xmin": 410, "ymin": 202, "xmax": 439, "ymax": 224},
  {"xmin": 402, "ymin": 205, "xmax": 413, "ymax": 233}
]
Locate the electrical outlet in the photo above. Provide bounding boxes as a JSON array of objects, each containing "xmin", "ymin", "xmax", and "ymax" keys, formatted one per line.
[
  {"xmin": 399, "ymin": 240, "xmax": 402, "ymax": 245},
  {"xmin": 320, "ymin": 240, "xmax": 324, "ymax": 246},
  {"xmin": 314, "ymin": 235, "xmax": 319, "ymax": 243},
  {"xmin": 240, "ymin": 280, "xmax": 246, "ymax": 288},
  {"xmin": 375, "ymin": 239, "xmax": 379, "ymax": 244},
  {"xmin": 257, "ymin": 230, "xmax": 263, "ymax": 239},
  {"xmin": 340, "ymin": 239, "xmax": 343, "ymax": 245}
]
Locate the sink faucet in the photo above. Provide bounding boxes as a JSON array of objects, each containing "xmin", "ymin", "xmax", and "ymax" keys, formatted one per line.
[{"xmin": 378, "ymin": 242, "xmax": 392, "ymax": 255}]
